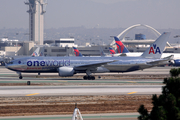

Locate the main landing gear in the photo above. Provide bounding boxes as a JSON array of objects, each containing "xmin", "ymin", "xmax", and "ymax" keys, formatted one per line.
[
  {"xmin": 83, "ymin": 69, "xmax": 95, "ymax": 80},
  {"xmin": 83, "ymin": 75, "xmax": 95, "ymax": 80}
]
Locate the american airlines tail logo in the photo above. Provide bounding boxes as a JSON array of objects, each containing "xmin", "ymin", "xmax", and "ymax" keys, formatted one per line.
[
  {"xmin": 149, "ymin": 44, "xmax": 161, "ymax": 54},
  {"xmin": 32, "ymin": 52, "xmax": 38, "ymax": 57}
]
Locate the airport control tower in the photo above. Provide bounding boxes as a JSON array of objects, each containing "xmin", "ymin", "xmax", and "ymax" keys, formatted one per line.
[{"xmin": 25, "ymin": 0, "xmax": 47, "ymax": 45}]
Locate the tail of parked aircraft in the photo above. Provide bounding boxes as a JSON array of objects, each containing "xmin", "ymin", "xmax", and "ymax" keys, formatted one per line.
[
  {"xmin": 39, "ymin": 47, "xmax": 44, "ymax": 56},
  {"xmin": 99, "ymin": 46, "xmax": 106, "ymax": 56},
  {"xmin": 73, "ymin": 47, "xmax": 83, "ymax": 57},
  {"xmin": 109, "ymin": 47, "xmax": 116, "ymax": 54},
  {"xmin": 141, "ymin": 32, "xmax": 171, "ymax": 59},
  {"xmin": 114, "ymin": 36, "xmax": 129, "ymax": 53},
  {"xmin": 31, "ymin": 47, "xmax": 40, "ymax": 57}
]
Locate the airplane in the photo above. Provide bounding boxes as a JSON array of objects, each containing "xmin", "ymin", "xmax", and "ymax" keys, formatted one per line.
[
  {"xmin": 109, "ymin": 47, "xmax": 116, "ymax": 55},
  {"xmin": 115, "ymin": 36, "xmax": 129, "ymax": 53},
  {"xmin": 31, "ymin": 47, "xmax": 40, "ymax": 57},
  {"xmin": 108, "ymin": 46, "xmax": 129, "ymax": 57},
  {"xmin": 114, "ymin": 36, "xmax": 180, "ymax": 66},
  {"xmin": 73, "ymin": 46, "xmax": 108, "ymax": 57},
  {"xmin": 99, "ymin": 46, "xmax": 106, "ymax": 56},
  {"xmin": 39, "ymin": 47, "xmax": 44, "ymax": 56},
  {"xmin": 73, "ymin": 47, "xmax": 83, "ymax": 57},
  {"xmin": 6, "ymin": 32, "xmax": 173, "ymax": 82}
]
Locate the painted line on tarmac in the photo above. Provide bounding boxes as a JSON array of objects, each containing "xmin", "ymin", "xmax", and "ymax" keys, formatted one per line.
[
  {"xmin": 26, "ymin": 93, "xmax": 39, "ymax": 96},
  {"xmin": 128, "ymin": 91, "xmax": 137, "ymax": 94}
]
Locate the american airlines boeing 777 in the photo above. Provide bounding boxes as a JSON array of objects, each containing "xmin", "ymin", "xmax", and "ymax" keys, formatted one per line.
[{"xmin": 6, "ymin": 32, "xmax": 172, "ymax": 81}]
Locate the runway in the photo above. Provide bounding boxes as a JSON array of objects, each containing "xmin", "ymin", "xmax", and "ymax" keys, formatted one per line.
[
  {"xmin": 0, "ymin": 66, "xmax": 171, "ymax": 119},
  {"xmin": 0, "ymin": 85, "xmax": 162, "ymax": 97},
  {"xmin": 0, "ymin": 66, "xmax": 169, "ymax": 97}
]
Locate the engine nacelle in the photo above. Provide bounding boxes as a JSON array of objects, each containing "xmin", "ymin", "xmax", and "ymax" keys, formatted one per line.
[
  {"xmin": 173, "ymin": 59, "xmax": 180, "ymax": 66},
  {"xmin": 58, "ymin": 67, "xmax": 75, "ymax": 77}
]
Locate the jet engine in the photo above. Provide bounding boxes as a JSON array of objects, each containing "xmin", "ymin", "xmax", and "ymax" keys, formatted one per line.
[{"xmin": 58, "ymin": 67, "xmax": 75, "ymax": 77}]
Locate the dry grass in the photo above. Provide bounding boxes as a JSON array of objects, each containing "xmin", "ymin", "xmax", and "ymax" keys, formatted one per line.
[{"xmin": 0, "ymin": 95, "xmax": 152, "ymax": 116}]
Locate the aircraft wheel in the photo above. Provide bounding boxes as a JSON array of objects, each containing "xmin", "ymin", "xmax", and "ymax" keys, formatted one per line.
[
  {"xmin": 88, "ymin": 76, "xmax": 91, "ymax": 80},
  {"xmin": 83, "ymin": 76, "xmax": 88, "ymax": 80},
  {"xmin": 27, "ymin": 81, "xmax": 31, "ymax": 85},
  {"xmin": 19, "ymin": 76, "xmax": 23, "ymax": 79},
  {"xmin": 92, "ymin": 76, "xmax": 95, "ymax": 80},
  {"xmin": 87, "ymin": 76, "xmax": 95, "ymax": 80}
]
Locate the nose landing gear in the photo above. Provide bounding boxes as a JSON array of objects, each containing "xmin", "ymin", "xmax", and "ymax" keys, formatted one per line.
[
  {"xmin": 18, "ymin": 72, "xmax": 23, "ymax": 79},
  {"xmin": 17, "ymin": 72, "xmax": 31, "ymax": 85}
]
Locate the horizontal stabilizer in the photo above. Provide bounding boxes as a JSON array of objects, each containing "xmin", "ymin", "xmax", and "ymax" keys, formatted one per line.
[{"xmin": 147, "ymin": 55, "xmax": 174, "ymax": 65}]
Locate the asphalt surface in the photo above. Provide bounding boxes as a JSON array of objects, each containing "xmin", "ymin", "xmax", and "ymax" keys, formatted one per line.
[
  {"xmin": 0, "ymin": 66, "xmax": 174, "ymax": 120},
  {"xmin": 0, "ymin": 85, "xmax": 162, "ymax": 97}
]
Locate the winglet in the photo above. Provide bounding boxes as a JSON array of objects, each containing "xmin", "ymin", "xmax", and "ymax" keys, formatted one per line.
[
  {"xmin": 73, "ymin": 47, "xmax": 83, "ymax": 57},
  {"xmin": 141, "ymin": 32, "xmax": 171, "ymax": 59},
  {"xmin": 114, "ymin": 36, "xmax": 129, "ymax": 53}
]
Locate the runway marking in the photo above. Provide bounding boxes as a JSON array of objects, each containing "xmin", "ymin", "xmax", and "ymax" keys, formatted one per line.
[
  {"xmin": 26, "ymin": 93, "xmax": 39, "ymax": 96},
  {"xmin": 128, "ymin": 91, "xmax": 137, "ymax": 94},
  {"xmin": 127, "ymin": 81, "xmax": 137, "ymax": 83}
]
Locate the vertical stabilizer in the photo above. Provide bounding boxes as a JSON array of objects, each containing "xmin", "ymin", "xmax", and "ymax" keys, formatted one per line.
[
  {"xmin": 31, "ymin": 47, "xmax": 40, "ymax": 57},
  {"xmin": 99, "ymin": 46, "xmax": 106, "ymax": 56},
  {"xmin": 39, "ymin": 46, "xmax": 44, "ymax": 56},
  {"xmin": 141, "ymin": 32, "xmax": 171, "ymax": 59},
  {"xmin": 114, "ymin": 37, "xmax": 129, "ymax": 53},
  {"xmin": 73, "ymin": 47, "xmax": 83, "ymax": 57},
  {"xmin": 109, "ymin": 47, "xmax": 116, "ymax": 54}
]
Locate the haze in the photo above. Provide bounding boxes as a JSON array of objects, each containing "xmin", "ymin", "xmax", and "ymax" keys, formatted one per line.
[{"xmin": 0, "ymin": 0, "xmax": 179, "ymax": 29}]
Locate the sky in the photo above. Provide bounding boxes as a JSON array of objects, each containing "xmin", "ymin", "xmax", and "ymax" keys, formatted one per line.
[{"xmin": 0, "ymin": 0, "xmax": 180, "ymax": 29}]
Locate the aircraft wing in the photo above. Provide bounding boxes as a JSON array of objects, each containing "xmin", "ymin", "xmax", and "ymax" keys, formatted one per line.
[
  {"xmin": 146, "ymin": 55, "xmax": 174, "ymax": 65},
  {"xmin": 74, "ymin": 60, "xmax": 116, "ymax": 70}
]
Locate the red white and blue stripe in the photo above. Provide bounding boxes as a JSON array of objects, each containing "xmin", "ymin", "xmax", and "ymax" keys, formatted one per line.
[
  {"xmin": 109, "ymin": 47, "xmax": 116, "ymax": 54},
  {"xmin": 73, "ymin": 47, "xmax": 83, "ymax": 56},
  {"xmin": 114, "ymin": 36, "xmax": 129, "ymax": 53}
]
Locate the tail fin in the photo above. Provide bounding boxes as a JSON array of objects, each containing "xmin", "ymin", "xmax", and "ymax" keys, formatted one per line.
[
  {"xmin": 109, "ymin": 47, "xmax": 116, "ymax": 54},
  {"xmin": 73, "ymin": 47, "xmax": 83, "ymax": 57},
  {"xmin": 39, "ymin": 47, "xmax": 44, "ymax": 56},
  {"xmin": 99, "ymin": 46, "xmax": 106, "ymax": 56},
  {"xmin": 31, "ymin": 47, "xmax": 40, "ymax": 57},
  {"xmin": 114, "ymin": 36, "xmax": 129, "ymax": 53},
  {"xmin": 141, "ymin": 32, "xmax": 171, "ymax": 59}
]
